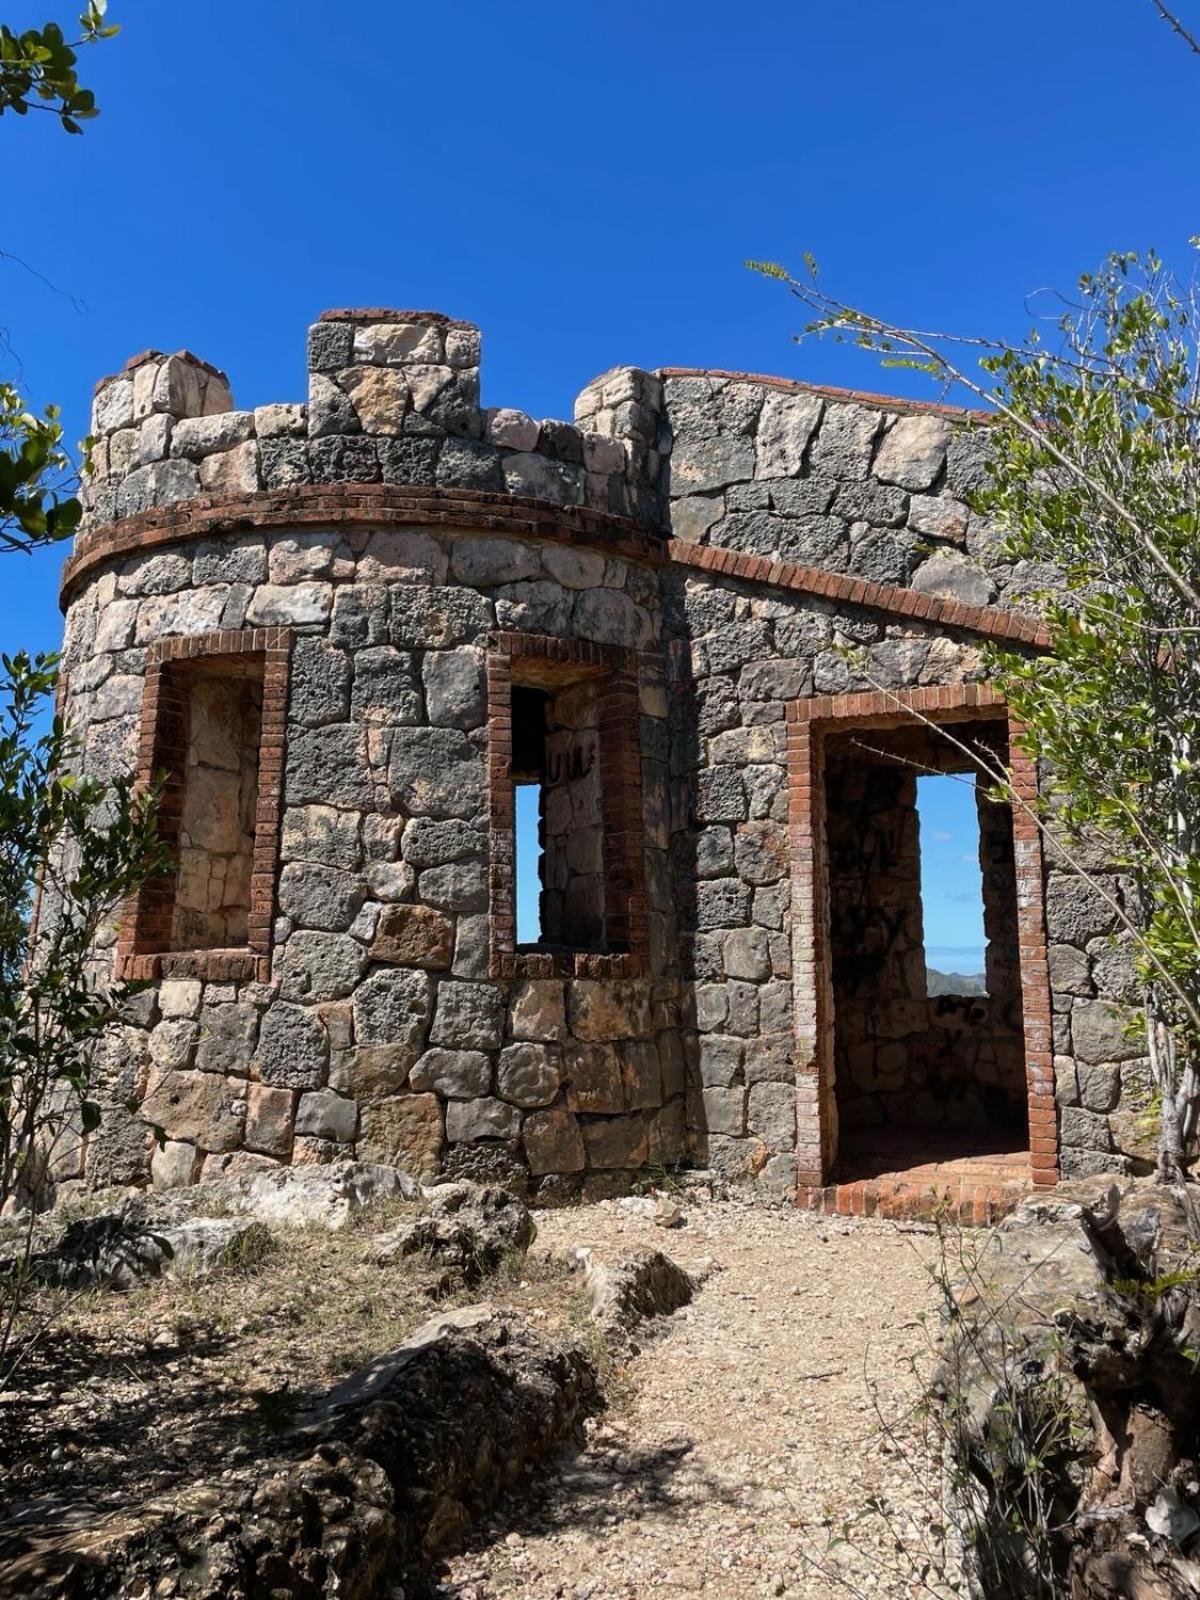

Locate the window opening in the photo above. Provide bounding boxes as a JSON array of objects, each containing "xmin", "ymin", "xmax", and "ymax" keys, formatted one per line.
[
  {"xmin": 916, "ymin": 773, "xmax": 987, "ymax": 997},
  {"xmin": 510, "ymin": 673, "xmax": 606, "ymax": 952}
]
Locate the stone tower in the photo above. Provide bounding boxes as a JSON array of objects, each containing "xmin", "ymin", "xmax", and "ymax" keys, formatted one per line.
[{"xmin": 48, "ymin": 309, "xmax": 1149, "ymax": 1209}]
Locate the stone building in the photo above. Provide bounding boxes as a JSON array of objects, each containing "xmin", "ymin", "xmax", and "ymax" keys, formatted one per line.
[{"xmin": 48, "ymin": 309, "xmax": 1153, "ymax": 1216}]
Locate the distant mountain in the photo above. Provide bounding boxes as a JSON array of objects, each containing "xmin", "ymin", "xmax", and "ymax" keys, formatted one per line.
[{"xmin": 927, "ymin": 967, "xmax": 987, "ymax": 997}]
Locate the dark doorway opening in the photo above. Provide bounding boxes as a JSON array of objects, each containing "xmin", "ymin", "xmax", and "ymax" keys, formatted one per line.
[{"xmin": 823, "ymin": 717, "xmax": 1029, "ymax": 1179}]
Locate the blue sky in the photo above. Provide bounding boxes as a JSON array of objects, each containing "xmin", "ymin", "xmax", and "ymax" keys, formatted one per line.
[
  {"xmin": 917, "ymin": 775, "xmax": 987, "ymax": 972},
  {"xmin": 2, "ymin": 0, "xmax": 1195, "ymax": 955}
]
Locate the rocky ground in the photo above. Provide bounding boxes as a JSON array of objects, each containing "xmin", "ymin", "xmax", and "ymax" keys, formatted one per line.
[
  {"xmin": 434, "ymin": 1193, "xmax": 945, "ymax": 1600},
  {"xmin": 0, "ymin": 1179, "xmax": 947, "ymax": 1599}
]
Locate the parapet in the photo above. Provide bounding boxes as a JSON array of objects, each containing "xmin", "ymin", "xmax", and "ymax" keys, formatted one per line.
[{"xmin": 83, "ymin": 312, "xmax": 668, "ymax": 530}]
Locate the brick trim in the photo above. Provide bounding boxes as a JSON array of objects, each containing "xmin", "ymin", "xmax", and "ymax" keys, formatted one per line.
[
  {"xmin": 657, "ymin": 367, "xmax": 994, "ymax": 423},
  {"xmin": 786, "ymin": 684, "xmax": 1059, "ymax": 1194},
  {"xmin": 116, "ymin": 627, "xmax": 292, "ymax": 984},
  {"xmin": 62, "ymin": 487, "xmax": 662, "ymax": 607},
  {"xmin": 486, "ymin": 632, "xmax": 649, "ymax": 980},
  {"xmin": 319, "ymin": 308, "xmax": 475, "ymax": 328},
  {"xmin": 668, "ymin": 539, "xmax": 1051, "ymax": 650}
]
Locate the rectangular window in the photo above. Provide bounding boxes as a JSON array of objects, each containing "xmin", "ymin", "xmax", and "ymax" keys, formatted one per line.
[
  {"xmin": 118, "ymin": 628, "xmax": 290, "ymax": 983},
  {"xmin": 488, "ymin": 633, "xmax": 647, "ymax": 978}
]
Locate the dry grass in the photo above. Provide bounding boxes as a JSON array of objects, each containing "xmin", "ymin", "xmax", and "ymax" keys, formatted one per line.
[{"xmin": 0, "ymin": 1202, "xmax": 592, "ymax": 1530}]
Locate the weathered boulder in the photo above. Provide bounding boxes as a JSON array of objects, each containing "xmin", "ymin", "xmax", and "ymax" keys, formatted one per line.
[
  {"xmin": 372, "ymin": 1180, "xmax": 536, "ymax": 1288},
  {"xmin": 942, "ymin": 1179, "xmax": 1200, "ymax": 1599},
  {"xmin": 0, "ymin": 1305, "xmax": 599, "ymax": 1598},
  {"xmin": 15, "ymin": 1210, "xmax": 268, "ymax": 1289},
  {"xmin": 570, "ymin": 1244, "xmax": 696, "ymax": 1337}
]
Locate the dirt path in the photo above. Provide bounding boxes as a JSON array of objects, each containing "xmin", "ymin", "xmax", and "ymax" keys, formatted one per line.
[{"xmin": 437, "ymin": 1193, "xmax": 945, "ymax": 1600}]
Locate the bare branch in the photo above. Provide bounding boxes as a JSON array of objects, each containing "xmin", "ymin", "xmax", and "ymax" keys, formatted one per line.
[{"xmin": 1147, "ymin": 0, "xmax": 1200, "ymax": 55}]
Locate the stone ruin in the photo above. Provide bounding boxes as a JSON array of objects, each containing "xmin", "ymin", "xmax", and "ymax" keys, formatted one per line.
[{"xmin": 41, "ymin": 308, "xmax": 1154, "ymax": 1209}]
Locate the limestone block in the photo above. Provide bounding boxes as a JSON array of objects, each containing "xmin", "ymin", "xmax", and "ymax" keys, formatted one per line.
[
  {"xmin": 873, "ymin": 414, "xmax": 950, "ymax": 490},
  {"xmin": 352, "ymin": 321, "xmax": 444, "ymax": 365},
  {"xmin": 246, "ymin": 581, "xmax": 333, "ymax": 628},
  {"xmin": 149, "ymin": 1017, "xmax": 198, "ymax": 1074},
  {"xmin": 445, "ymin": 326, "xmax": 481, "ymax": 368},
  {"xmin": 564, "ymin": 1042, "xmax": 624, "ymax": 1114},
  {"xmin": 495, "ymin": 578, "xmax": 573, "ymax": 636},
  {"xmin": 497, "ymin": 1043, "xmax": 563, "ymax": 1108},
  {"xmin": 108, "ymin": 428, "xmax": 139, "ymax": 476},
  {"xmin": 566, "ymin": 982, "xmax": 652, "ymax": 1043},
  {"xmin": 808, "ymin": 403, "xmax": 881, "ymax": 479},
  {"xmin": 255, "ymin": 1003, "xmax": 329, "ymax": 1089},
  {"xmin": 282, "ymin": 805, "xmax": 362, "ymax": 871},
  {"xmin": 502, "ymin": 452, "xmax": 585, "ymax": 504},
  {"xmin": 452, "ymin": 914, "xmax": 490, "ymax": 981},
  {"xmin": 911, "ymin": 553, "xmax": 995, "ymax": 608},
  {"xmin": 171, "ymin": 410, "xmax": 255, "ymax": 460},
  {"xmin": 1060, "ymin": 1104, "xmax": 1114, "ymax": 1153},
  {"xmin": 389, "ymin": 586, "xmax": 494, "ymax": 649},
  {"xmin": 94, "ymin": 599, "xmax": 139, "ymax": 653},
  {"xmin": 141, "ymin": 1070, "xmax": 246, "ymax": 1153},
  {"xmin": 449, "ymin": 535, "xmax": 539, "ymax": 586},
  {"xmin": 118, "ymin": 459, "xmax": 201, "ymax": 517},
  {"xmin": 339, "ymin": 365, "xmax": 411, "ymax": 434},
  {"xmin": 580, "ymin": 1114, "xmax": 650, "ymax": 1170},
  {"xmin": 423, "ymin": 647, "xmax": 485, "ymax": 729},
  {"xmin": 436, "ymin": 439, "xmax": 504, "ymax": 491},
  {"xmin": 245, "ymin": 1083, "xmax": 296, "ymax": 1158},
  {"xmin": 194, "ymin": 1004, "xmax": 260, "ymax": 1073},
  {"xmin": 509, "ymin": 981, "xmax": 567, "ymax": 1043},
  {"xmin": 93, "ymin": 376, "xmax": 134, "ymax": 435},
  {"xmin": 372, "ymin": 903, "xmax": 454, "ymax": 969},
  {"xmin": 756, "ymin": 390, "xmax": 823, "ymax": 477},
  {"xmin": 409, "ymin": 1047, "xmax": 492, "ymax": 1099},
  {"xmin": 357, "ymin": 1094, "xmax": 444, "ymax": 1177},
  {"xmin": 1071, "ymin": 998, "xmax": 1143, "ymax": 1065},
  {"xmin": 1048, "ymin": 942, "xmax": 1092, "ymax": 998},
  {"xmin": 702, "ymin": 1085, "xmax": 746, "ymax": 1137},
  {"xmin": 286, "ymin": 725, "xmax": 374, "ymax": 809},
  {"xmin": 388, "ymin": 728, "xmax": 483, "ymax": 820},
  {"xmin": 699, "ymin": 1036, "xmax": 742, "ymax": 1089},
  {"xmin": 431, "ymin": 980, "xmax": 504, "ymax": 1051},
  {"xmin": 907, "ymin": 493, "xmax": 968, "ymax": 543},
  {"xmin": 402, "ymin": 817, "xmax": 481, "ymax": 869},
  {"xmin": 365, "ymin": 861, "xmax": 416, "ymax": 902},
  {"xmin": 445, "ymin": 1096, "xmax": 521, "ymax": 1142},
  {"xmin": 353, "ymin": 967, "xmax": 433, "ymax": 1055},
  {"xmin": 151, "ymin": 1139, "xmax": 200, "ymax": 1190},
  {"xmin": 574, "ymin": 587, "xmax": 651, "ymax": 651},
  {"xmin": 524, "ymin": 1105, "xmax": 585, "ymax": 1175},
  {"xmin": 543, "ymin": 545, "xmax": 607, "ymax": 589},
  {"xmin": 254, "ymin": 402, "xmax": 307, "ymax": 438},
  {"xmin": 722, "ymin": 927, "xmax": 770, "ymax": 982},
  {"xmin": 296, "ymin": 1089, "xmax": 358, "ymax": 1143},
  {"xmin": 747, "ymin": 1081, "xmax": 796, "ymax": 1151},
  {"xmin": 1045, "ymin": 875, "xmax": 1119, "ymax": 946},
  {"xmin": 419, "ymin": 861, "xmax": 487, "ymax": 912},
  {"xmin": 278, "ymin": 862, "xmax": 367, "ymax": 933},
  {"xmin": 276, "ymin": 930, "xmax": 368, "ymax": 1002},
  {"xmin": 1077, "ymin": 1060, "xmax": 1121, "ymax": 1113},
  {"xmin": 349, "ymin": 645, "xmax": 420, "ymax": 726}
]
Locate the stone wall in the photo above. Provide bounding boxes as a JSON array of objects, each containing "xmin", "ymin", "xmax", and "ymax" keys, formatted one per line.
[{"xmin": 45, "ymin": 313, "xmax": 1155, "ymax": 1201}]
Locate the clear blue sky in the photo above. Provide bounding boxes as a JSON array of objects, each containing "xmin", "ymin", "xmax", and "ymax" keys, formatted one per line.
[
  {"xmin": 917, "ymin": 775, "xmax": 987, "ymax": 973},
  {"xmin": 2, "ymin": 0, "xmax": 1195, "ymax": 954}
]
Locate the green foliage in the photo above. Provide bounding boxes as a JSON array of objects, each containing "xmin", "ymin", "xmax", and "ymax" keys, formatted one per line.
[
  {"xmin": 0, "ymin": 381, "xmax": 88, "ymax": 554},
  {"xmin": 0, "ymin": 650, "xmax": 168, "ymax": 1214},
  {"xmin": 0, "ymin": 2, "xmax": 117, "ymax": 132}
]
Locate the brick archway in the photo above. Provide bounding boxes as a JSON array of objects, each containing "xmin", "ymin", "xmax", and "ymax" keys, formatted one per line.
[{"xmin": 786, "ymin": 684, "xmax": 1058, "ymax": 1212}]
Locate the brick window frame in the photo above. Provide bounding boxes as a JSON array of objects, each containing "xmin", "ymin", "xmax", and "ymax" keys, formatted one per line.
[
  {"xmin": 487, "ymin": 631, "xmax": 648, "ymax": 980},
  {"xmin": 785, "ymin": 684, "xmax": 1058, "ymax": 1193},
  {"xmin": 116, "ymin": 627, "xmax": 292, "ymax": 984}
]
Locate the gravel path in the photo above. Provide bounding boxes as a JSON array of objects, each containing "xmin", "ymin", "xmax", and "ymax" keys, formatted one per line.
[{"xmin": 437, "ymin": 1193, "xmax": 946, "ymax": 1600}]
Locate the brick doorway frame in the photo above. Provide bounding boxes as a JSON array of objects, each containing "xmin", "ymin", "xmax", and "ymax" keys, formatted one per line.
[{"xmin": 785, "ymin": 684, "xmax": 1059, "ymax": 1197}]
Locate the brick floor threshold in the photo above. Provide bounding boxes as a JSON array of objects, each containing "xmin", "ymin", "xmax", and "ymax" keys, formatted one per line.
[{"xmin": 799, "ymin": 1131, "xmax": 1035, "ymax": 1225}]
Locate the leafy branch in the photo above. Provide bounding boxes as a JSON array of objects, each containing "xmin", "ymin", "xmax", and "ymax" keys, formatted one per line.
[{"xmin": 0, "ymin": 3, "xmax": 117, "ymax": 133}]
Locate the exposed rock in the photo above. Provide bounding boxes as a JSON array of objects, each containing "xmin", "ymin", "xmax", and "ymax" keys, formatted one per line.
[
  {"xmin": 3, "ymin": 1303, "xmax": 598, "ymax": 1598},
  {"xmin": 941, "ymin": 1180, "xmax": 1200, "ymax": 1599},
  {"xmin": 372, "ymin": 1180, "xmax": 536, "ymax": 1288},
  {"xmin": 570, "ymin": 1244, "xmax": 696, "ymax": 1337},
  {"xmin": 15, "ymin": 1210, "xmax": 268, "ymax": 1288}
]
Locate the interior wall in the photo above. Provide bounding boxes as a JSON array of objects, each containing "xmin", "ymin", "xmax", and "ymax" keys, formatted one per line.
[
  {"xmin": 171, "ymin": 666, "xmax": 263, "ymax": 951},
  {"xmin": 541, "ymin": 678, "xmax": 604, "ymax": 950},
  {"xmin": 824, "ymin": 721, "xmax": 1027, "ymax": 1134}
]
